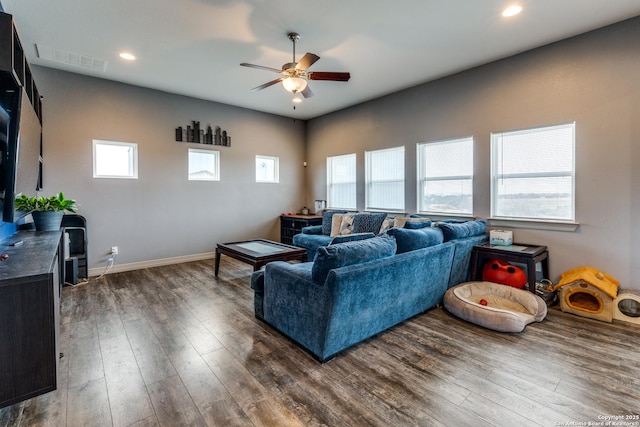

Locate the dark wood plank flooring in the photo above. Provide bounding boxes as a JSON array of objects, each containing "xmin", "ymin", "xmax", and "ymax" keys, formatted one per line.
[{"xmin": 1, "ymin": 257, "xmax": 639, "ymax": 426}]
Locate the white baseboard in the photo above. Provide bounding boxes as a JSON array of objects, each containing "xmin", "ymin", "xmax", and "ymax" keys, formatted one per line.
[{"xmin": 88, "ymin": 252, "xmax": 216, "ymax": 277}]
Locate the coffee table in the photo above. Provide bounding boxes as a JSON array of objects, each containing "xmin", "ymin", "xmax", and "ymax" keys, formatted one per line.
[{"xmin": 215, "ymin": 239, "xmax": 307, "ymax": 276}]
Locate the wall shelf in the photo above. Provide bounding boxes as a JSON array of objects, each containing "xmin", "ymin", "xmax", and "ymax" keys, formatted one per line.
[{"xmin": 175, "ymin": 120, "xmax": 230, "ymax": 146}]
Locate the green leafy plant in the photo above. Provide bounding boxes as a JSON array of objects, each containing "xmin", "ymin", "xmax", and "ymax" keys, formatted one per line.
[{"xmin": 14, "ymin": 192, "xmax": 77, "ymax": 213}]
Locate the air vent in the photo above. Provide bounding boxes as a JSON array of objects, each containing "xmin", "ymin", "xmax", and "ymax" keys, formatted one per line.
[{"xmin": 35, "ymin": 44, "xmax": 107, "ymax": 72}]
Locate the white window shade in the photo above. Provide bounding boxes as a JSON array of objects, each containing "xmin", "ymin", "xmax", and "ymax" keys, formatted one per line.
[
  {"xmin": 418, "ymin": 137, "xmax": 473, "ymax": 215},
  {"xmin": 491, "ymin": 122, "xmax": 575, "ymax": 221},
  {"xmin": 366, "ymin": 146, "xmax": 404, "ymax": 211},
  {"xmin": 327, "ymin": 153, "xmax": 356, "ymax": 209}
]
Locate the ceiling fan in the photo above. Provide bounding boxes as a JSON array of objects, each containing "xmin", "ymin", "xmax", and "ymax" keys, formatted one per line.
[{"xmin": 240, "ymin": 32, "xmax": 351, "ymax": 99}]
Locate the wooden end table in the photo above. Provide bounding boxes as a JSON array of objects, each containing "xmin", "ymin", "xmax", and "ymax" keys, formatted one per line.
[
  {"xmin": 215, "ymin": 239, "xmax": 307, "ymax": 276},
  {"xmin": 469, "ymin": 242, "xmax": 549, "ymax": 293}
]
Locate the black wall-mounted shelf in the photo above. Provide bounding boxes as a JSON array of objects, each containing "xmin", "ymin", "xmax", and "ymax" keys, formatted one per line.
[
  {"xmin": 175, "ymin": 120, "xmax": 230, "ymax": 147},
  {"xmin": 0, "ymin": 12, "xmax": 42, "ymax": 123}
]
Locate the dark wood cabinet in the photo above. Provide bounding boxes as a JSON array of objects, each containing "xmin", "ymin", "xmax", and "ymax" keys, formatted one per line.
[
  {"xmin": 280, "ymin": 214, "xmax": 322, "ymax": 245},
  {"xmin": 0, "ymin": 231, "xmax": 62, "ymax": 408},
  {"xmin": 0, "ymin": 12, "xmax": 42, "ymax": 121}
]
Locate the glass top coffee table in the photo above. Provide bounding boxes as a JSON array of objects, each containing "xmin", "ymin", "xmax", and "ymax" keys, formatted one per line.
[{"xmin": 215, "ymin": 239, "xmax": 307, "ymax": 276}]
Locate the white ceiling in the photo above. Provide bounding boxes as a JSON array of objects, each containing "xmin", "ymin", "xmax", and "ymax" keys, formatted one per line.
[{"xmin": 3, "ymin": 0, "xmax": 640, "ymax": 120}]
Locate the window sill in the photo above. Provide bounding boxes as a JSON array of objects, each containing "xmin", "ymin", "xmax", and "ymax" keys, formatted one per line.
[
  {"xmin": 488, "ymin": 217, "xmax": 580, "ymax": 232},
  {"xmin": 419, "ymin": 213, "xmax": 475, "ymax": 221}
]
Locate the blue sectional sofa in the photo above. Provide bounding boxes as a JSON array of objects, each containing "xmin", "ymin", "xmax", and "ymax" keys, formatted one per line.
[
  {"xmin": 293, "ymin": 210, "xmax": 387, "ymax": 260},
  {"xmin": 252, "ymin": 220, "xmax": 488, "ymax": 362}
]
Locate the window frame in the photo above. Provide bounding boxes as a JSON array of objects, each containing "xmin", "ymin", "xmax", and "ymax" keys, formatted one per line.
[
  {"xmin": 188, "ymin": 148, "xmax": 220, "ymax": 181},
  {"xmin": 92, "ymin": 139, "xmax": 138, "ymax": 179},
  {"xmin": 365, "ymin": 146, "xmax": 405, "ymax": 212},
  {"xmin": 490, "ymin": 122, "xmax": 576, "ymax": 222},
  {"xmin": 255, "ymin": 155, "xmax": 279, "ymax": 183},
  {"xmin": 326, "ymin": 153, "xmax": 357, "ymax": 210},
  {"xmin": 417, "ymin": 136, "xmax": 474, "ymax": 216}
]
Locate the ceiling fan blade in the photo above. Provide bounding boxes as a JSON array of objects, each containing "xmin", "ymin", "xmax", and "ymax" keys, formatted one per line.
[
  {"xmin": 308, "ymin": 71, "xmax": 351, "ymax": 82},
  {"xmin": 240, "ymin": 63, "xmax": 283, "ymax": 73},
  {"xmin": 251, "ymin": 77, "xmax": 284, "ymax": 91},
  {"xmin": 295, "ymin": 53, "xmax": 320, "ymax": 71},
  {"xmin": 301, "ymin": 85, "xmax": 314, "ymax": 98}
]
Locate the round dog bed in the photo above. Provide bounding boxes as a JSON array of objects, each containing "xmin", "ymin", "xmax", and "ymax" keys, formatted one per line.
[{"xmin": 443, "ymin": 281, "xmax": 547, "ymax": 332}]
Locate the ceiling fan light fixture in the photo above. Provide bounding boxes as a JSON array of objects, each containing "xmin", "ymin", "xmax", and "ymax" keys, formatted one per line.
[{"xmin": 282, "ymin": 76, "xmax": 307, "ymax": 93}]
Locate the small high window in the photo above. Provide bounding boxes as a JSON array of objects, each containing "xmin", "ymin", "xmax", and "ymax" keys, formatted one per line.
[
  {"xmin": 93, "ymin": 140, "xmax": 138, "ymax": 179},
  {"xmin": 256, "ymin": 155, "xmax": 279, "ymax": 183},
  {"xmin": 188, "ymin": 149, "xmax": 220, "ymax": 181}
]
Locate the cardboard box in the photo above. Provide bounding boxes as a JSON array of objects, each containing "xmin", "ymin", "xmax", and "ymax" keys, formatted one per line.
[{"xmin": 490, "ymin": 229, "xmax": 513, "ymax": 246}]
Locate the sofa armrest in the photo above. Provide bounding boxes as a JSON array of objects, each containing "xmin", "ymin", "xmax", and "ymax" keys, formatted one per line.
[
  {"xmin": 262, "ymin": 262, "xmax": 332, "ymax": 355},
  {"xmin": 250, "ymin": 270, "xmax": 264, "ymax": 292},
  {"xmin": 301, "ymin": 225, "xmax": 323, "ymax": 235},
  {"xmin": 251, "ymin": 270, "xmax": 266, "ymax": 319}
]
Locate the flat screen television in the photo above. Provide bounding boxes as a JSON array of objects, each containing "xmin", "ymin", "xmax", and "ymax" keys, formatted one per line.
[{"xmin": 0, "ymin": 88, "xmax": 42, "ymax": 223}]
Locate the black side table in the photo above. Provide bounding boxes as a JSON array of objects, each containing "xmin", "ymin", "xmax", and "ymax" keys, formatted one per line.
[
  {"xmin": 280, "ymin": 214, "xmax": 322, "ymax": 245},
  {"xmin": 469, "ymin": 242, "xmax": 549, "ymax": 293}
]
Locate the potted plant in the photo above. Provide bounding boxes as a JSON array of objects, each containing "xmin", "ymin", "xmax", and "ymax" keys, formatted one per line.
[{"xmin": 14, "ymin": 192, "xmax": 77, "ymax": 231}]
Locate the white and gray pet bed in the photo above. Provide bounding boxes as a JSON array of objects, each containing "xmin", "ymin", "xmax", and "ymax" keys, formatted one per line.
[{"xmin": 443, "ymin": 281, "xmax": 547, "ymax": 332}]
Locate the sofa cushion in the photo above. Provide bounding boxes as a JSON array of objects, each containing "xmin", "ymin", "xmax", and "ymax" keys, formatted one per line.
[
  {"xmin": 353, "ymin": 212, "xmax": 387, "ymax": 234},
  {"xmin": 292, "ymin": 233, "xmax": 333, "ymax": 260},
  {"xmin": 437, "ymin": 220, "xmax": 487, "ymax": 242},
  {"xmin": 311, "ymin": 235, "xmax": 397, "ymax": 284},
  {"xmin": 330, "ymin": 232, "xmax": 375, "ymax": 245},
  {"xmin": 330, "ymin": 213, "xmax": 355, "ymax": 237},
  {"xmin": 404, "ymin": 220, "xmax": 432, "ymax": 229},
  {"xmin": 321, "ymin": 210, "xmax": 347, "ymax": 235},
  {"xmin": 379, "ymin": 217, "xmax": 395, "ymax": 234},
  {"xmin": 386, "ymin": 227, "xmax": 444, "ymax": 254},
  {"xmin": 394, "ymin": 216, "xmax": 431, "ymax": 228}
]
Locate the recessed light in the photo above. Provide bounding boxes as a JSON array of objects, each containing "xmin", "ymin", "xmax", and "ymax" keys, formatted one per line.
[
  {"xmin": 119, "ymin": 52, "xmax": 136, "ymax": 61},
  {"xmin": 502, "ymin": 5, "xmax": 522, "ymax": 17}
]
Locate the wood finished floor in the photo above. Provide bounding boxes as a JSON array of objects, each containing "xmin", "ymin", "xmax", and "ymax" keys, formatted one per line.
[{"xmin": 1, "ymin": 257, "xmax": 639, "ymax": 427}]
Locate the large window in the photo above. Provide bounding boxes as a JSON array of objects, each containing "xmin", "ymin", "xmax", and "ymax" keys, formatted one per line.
[
  {"xmin": 365, "ymin": 146, "xmax": 404, "ymax": 211},
  {"xmin": 256, "ymin": 155, "xmax": 279, "ymax": 183},
  {"xmin": 188, "ymin": 149, "xmax": 220, "ymax": 181},
  {"xmin": 417, "ymin": 137, "xmax": 473, "ymax": 215},
  {"xmin": 491, "ymin": 122, "xmax": 575, "ymax": 221},
  {"xmin": 327, "ymin": 153, "xmax": 356, "ymax": 209},
  {"xmin": 93, "ymin": 140, "xmax": 138, "ymax": 179}
]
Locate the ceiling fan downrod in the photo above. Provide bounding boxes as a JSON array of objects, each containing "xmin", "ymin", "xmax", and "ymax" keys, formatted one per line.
[{"xmin": 288, "ymin": 32, "xmax": 300, "ymax": 63}]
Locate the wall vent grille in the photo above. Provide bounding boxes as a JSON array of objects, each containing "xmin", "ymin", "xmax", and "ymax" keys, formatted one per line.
[{"xmin": 35, "ymin": 44, "xmax": 107, "ymax": 72}]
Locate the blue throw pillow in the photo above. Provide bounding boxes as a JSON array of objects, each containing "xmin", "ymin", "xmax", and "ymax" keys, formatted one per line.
[
  {"xmin": 321, "ymin": 210, "xmax": 347, "ymax": 235},
  {"xmin": 330, "ymin": 232, "xmax": 375, "ymax": 245},
  {"xmin": 386, "ymin": 227, "xmax": 443, "ymax": 254},
  {"xmin": 437, "ymin": 220, "xmax": 487, "ymax": 242},
  {"xmin": 311, "ymin": 235, "xmax": 397, "ymax": 283},
  {"xmin": 352, "ymin": 213, "xmax": 387, "ymax": 234},
  {"xmin": 404, "ymin": 220, "xmax": 432, "ymax": 229}
]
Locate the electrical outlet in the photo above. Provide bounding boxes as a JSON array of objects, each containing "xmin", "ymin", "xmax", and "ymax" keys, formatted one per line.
[{"xmin": 111, "ymin": 246, "xmax": 118, "ymax": 255}]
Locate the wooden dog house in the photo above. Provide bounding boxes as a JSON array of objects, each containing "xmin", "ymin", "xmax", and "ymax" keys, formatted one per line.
[{"xmin": 554, "ymin": 267, "xmax": 620, "ymax": 322}]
